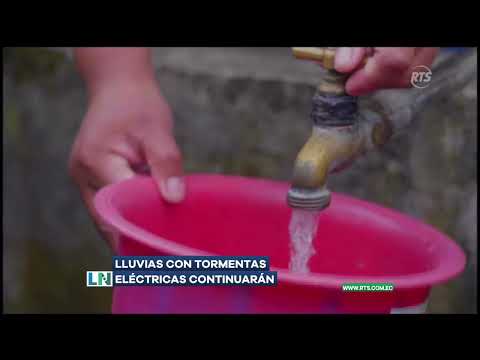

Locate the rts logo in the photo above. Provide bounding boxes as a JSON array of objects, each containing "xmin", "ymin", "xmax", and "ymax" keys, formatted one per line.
[
  {"xmin": 410, "ymin": 65, "xmax": 433, "ymax": 89},
  {"xmin": 86, "ymin": 271, "xmax": 113, "ymax": 287}
]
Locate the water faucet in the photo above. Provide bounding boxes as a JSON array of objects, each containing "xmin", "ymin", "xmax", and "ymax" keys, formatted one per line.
[{"xmin": 287, "ymin": 47, "xmax": 394, "ymax": 210}]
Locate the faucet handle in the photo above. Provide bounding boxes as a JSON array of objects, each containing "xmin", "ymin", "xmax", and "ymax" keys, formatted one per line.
[
  {"xmin": 293, "ymin": 47, "xmax": 370, "ymax": 72},
  {"xmin": 292, "ymin": 47, "xmax": 337, "ymax": 70},
  {"xmin": 293, "ymin": 47, "xmax": 349, "ymax": 94}
]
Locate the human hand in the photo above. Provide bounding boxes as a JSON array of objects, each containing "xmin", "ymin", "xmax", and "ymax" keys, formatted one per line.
[
  {"xmin": 335, "ymin": 47, "xmax": 439, "ymax": 96},
  {"xmin": 70, "ymin": 48, "xmax": 184, "ymax": 250}
]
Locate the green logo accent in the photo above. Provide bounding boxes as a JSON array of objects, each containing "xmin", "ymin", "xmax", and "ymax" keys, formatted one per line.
[{"xmin": 342, "ymin": 283, "xmax": 394, "ymax": 292}]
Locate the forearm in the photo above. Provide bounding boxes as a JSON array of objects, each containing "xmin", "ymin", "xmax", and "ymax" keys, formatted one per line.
[{"xmin": 73, "ymin": 47, "xmax": 155, "ymax": 98}]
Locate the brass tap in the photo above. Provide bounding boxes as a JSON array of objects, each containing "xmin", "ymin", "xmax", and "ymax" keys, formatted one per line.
[{"xmin": 287, "ymin": 47, "xmax": 393, "ymax": 210}]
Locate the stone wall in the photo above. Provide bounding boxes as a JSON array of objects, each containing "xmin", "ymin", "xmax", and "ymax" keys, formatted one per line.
[{"xmin": 3, "ymin": 47, "xmax": 477, "ymax": 313}]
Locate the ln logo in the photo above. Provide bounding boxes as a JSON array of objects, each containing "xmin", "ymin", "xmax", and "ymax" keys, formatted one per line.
[
  {"xmin": 86, "ymin": 271, "xmax": 113, "ymax": 287},
  {"xmin": 411, "ymin": 65, "xmax": 433, "ymax": 89}
]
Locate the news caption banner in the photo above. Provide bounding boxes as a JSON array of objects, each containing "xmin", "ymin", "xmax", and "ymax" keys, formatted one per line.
[{"xmin": 87, "ymin": 256, "xmax": 277, "ymax": 287}]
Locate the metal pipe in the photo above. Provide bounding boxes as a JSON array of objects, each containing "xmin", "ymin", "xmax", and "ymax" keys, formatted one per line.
[{"xmin": 287, "ymin": 47, "xmax": 476, "ymax": 211}]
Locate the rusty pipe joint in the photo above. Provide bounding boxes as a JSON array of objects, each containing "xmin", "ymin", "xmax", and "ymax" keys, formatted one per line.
[
  {"xmin": 287, "ymin": 47, "xmax": 392, "ymax": 211},
  {"xmin": 287, "ymin": 95, "xmax": 393, "ymax": 211}
]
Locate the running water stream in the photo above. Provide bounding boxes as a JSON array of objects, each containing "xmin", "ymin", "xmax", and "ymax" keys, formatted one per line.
[{"xmin": 288, "ymin": 209, "xmax": 321, "ymax": 274}]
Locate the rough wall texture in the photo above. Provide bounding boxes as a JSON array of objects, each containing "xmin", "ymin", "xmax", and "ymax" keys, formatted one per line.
[{"xmin": 3, "ymin": 47, "xmax": 477, "ymax": 313}]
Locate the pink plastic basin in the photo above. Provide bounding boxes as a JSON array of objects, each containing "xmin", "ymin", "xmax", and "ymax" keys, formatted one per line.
[{"xmin": 94, "ymin": 174, "xmax": 466, "ymax": 314}]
